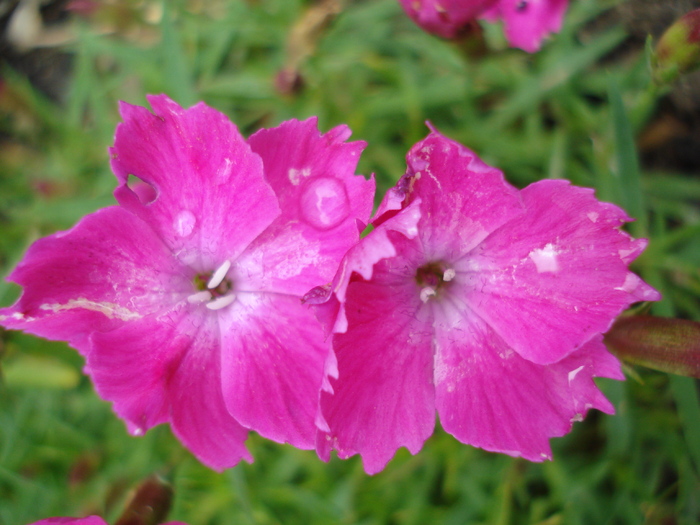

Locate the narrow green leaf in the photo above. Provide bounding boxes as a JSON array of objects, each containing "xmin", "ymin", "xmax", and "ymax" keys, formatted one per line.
[
  {"xmin": 607, "ymin": 76, "xmax": 647, "ymax": 236},
  {"xmin": 160, "ymin": 1, "xmax": 197, "ymax": 106}
]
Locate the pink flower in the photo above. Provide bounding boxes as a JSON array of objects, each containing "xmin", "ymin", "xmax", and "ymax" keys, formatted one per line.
[
  {"xmin": 29, "ymin": 516, "xmax": 187, "ymax": 525},
  {"xmin": 29, "ymin": 518, "xmax": 186, "ymax": 525},
  {"xmin": 0, "ymin": 95, "xmax": 374, "ymax": 470},
  {"xmin": 29, "ymin": 518, "xmax": 109, "ymax": 525},
  {"xmin": 307, "ymin": 128, "xmax": 660, "ymax": 474},
  {"xmin": 397, "ymin": 0, "xmax": 497, "ymax": 39},
  {"xmin": 398, "ymin": 0, "xmax": 569, "ymax": 52}
]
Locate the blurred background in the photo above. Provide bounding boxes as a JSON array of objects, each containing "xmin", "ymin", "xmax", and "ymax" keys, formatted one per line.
[{"xmin": 0, "ymin": 0, "xmax": 699, "ymax": 523}]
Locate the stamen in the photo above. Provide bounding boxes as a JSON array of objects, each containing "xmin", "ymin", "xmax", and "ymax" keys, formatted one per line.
[
  {"xmin": 206, "ymin": 294, "xmax": 236, "ymax": 310},
  {"xmin": 187, "ymin": 291, "xmax": 212, "ymax": 304},
  {"xmin": 443, "ymin": 268, "xmax": 456, "ymax": 282},
  {"xmin": 420, "ymin": 286, "xmax": 436, "ymax": 303},
  {"xmin": 207, "ymin": 260, "xmax": 231, "ymax": 289}
]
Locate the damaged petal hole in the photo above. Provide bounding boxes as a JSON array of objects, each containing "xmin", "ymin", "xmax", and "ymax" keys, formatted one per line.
[{"xmin": 127, "ymin": 174, "xmax": 157, "ymax": 205}]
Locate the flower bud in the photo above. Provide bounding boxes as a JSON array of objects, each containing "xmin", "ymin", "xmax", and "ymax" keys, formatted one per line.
[
  {"xmin": 114, "ymin": 476, "xmax": 173, "ymax": 525},
  {"xmin": 604, "ymin": 315, "xmax": 700, "ymax": 378},
  {"xmin": 652, "ymin": 9, "xmax": 700, "ymax": 85}
]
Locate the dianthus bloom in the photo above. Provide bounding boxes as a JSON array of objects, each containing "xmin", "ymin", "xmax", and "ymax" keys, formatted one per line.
[
  {"xmin": 0, "ymin": 95, "xmax": 374, "ymax": 470},
  {"xmin": 307, "ymin": 128, "xmax": 660, "ymax": 474},
  {"xmin": 398, "ymin": 0, "xmax": 569, "ymax": 52},
  {"xmin": 29, "ymin": 517, "xmax": 185, "ymax": 525}
]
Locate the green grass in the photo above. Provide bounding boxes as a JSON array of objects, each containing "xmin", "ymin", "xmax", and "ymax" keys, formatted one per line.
[{"xmin": 1, "ymin": 0, "xmax": 699, "ymax": 523}]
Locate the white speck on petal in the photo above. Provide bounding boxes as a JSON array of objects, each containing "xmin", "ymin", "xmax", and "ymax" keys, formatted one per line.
[
  {"xmin": 614, "ymin": 272, "xmax": 639, "ymax": 293},
  {"xmin": 571, "ymin": 413, "xmax": 584, "ymax": 422},
  {"xmin": 529, "ymin": 243, "xmax": 559, "ymax": 273},
  {"xmin": 0, "ymin": 311, "xmax": 33, "ymax": 322},
  {"xmin": 216, "ymin": 157, "xmax": 233, "ymax": 183},
  {"xmin": 187, "ymin": 291, "xmax": 212, "ymax": 304},
  {"xmin": 443, "ymin": 268, "xmax": 456, "ymax": 281},
  {"xmin": 618, "ymin": 248, "xmax": 636, "ymax": 261},
  {"xmin": 587, "ymin": 211, "xmax": 599, "ymax": 222},
  {"xmin": 174, "ymin": 210, "xmax": 196, "ymax": 237},
  {"xmin": 420, "ymin": 286, "xmax": 436, "ymax": 303},
  {"xmin": 206, "ymin": 294, "xmax": 236, "ymax": 310},
  {"xmin": 207, "ymin": 260, "xmax": 231, "ymax": 289},
  {"xmin": 568, "ymin": 365, "xmax": 585, "ymax": 384},
  {"xmin": 40, "ymin": 299, "xmax": 141, "ymax": 321},
  {"xmin": 288, "ymin": 167, "xmax": 310, "ymax": 185}
]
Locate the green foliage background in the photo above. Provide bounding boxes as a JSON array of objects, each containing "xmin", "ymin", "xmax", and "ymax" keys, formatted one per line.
[{"xmin": 0, "ymin": 0, "xmax": 699, "ymax": 523}]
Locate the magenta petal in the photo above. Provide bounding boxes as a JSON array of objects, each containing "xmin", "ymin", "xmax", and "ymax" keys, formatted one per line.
[
  {"xmin": 110, "ymin": 95, "xmax": 280, "ymax": 269},
  {"xmin": 90, "ymin": 313, "xmax": 251, "ymax": 471},
  {"xmin": 435, "ymin": 319, "xmax": 622, "ymax": 461},
  {"xmin": 0, "ymin": 207, "xmax": 185, "ymax": 354},
  {"xmin": 239, "ymin": 118, "xmax": 374, "ymax": 296},
  {"xmin": 307, "ymin": 198, "xmax": 422, "ymax": 336},
  {"xmin": 29, "ymin": 518, "xmax": 107, "ymax": 525},
  {"xmin": 402, "ymin": 130, "xmax": 524, "ymax": 260},
  {"xmin": 317, "ymin": 256, "xmax": 435, "ymax": 475},
  {"xmin": 468, "ymin": 179, "xmax": 659, "ymax": 365},
  {"xmin": 29, "ymin": 518, "xmax": 185, "ymax": 525},
  {"xmin": 398, "ymin": 0, "xmax": 497, "ymax": 39},
  {"xmin": 483, "ymin": 0, "xmax": 568, "ymax": 52},
  {"xmin": 168, "ymin": 322, "xmax": 253, "ymax": 471},
  {"xmin": 88, "ymin": 317, "xmax": 180, "ymax": 435},
  {"xmin": 219, "ymin": 293, "xmax": 329, "ymax": 449}
]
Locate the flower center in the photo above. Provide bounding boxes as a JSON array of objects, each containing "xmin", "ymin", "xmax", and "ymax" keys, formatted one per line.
[
  {"xmin": 188, "ymin": 260, "xmax": 236, "ymax": 310},
  {"xmin": 415, "ymin": 261, "xmax": 455, "ymax": 303}
]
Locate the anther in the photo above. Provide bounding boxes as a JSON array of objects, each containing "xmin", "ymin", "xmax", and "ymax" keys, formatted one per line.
[
  {"xmin": 420, "ymin": 287, "xmax": 436, "ymax": 303},
  {"xmin": 443, "ymin": 268, "xmax": 456, "ymax": 282},
  {"xmin": 187, "ymin": 290, "xmax": 213, "ymax": 304},
  {"xmin": 207, "ymin": 260, "xmax": 231, "ymax": 289},
  {"xmin": 206, "ymin": 294, "xmax": 236, "ymax": 310}
]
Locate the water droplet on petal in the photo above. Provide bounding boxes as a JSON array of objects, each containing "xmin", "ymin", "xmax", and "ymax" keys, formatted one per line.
[
  {"xmin": 174, "ymin": 210, "xmax": 196, "ymax": 237},
  {"xmin": 300, "ymin": 177, "xmax": 350, "ymax": 230}
]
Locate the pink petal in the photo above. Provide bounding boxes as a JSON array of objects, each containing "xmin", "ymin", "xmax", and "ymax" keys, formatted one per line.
[
  {"xmin": 466, "ymin": 179, "xmax": 660, "ymax": 364},
  {"xmin": 317, "ymin": 238, "xmax": 436, "ymax": 475},
  {"xmin": 482, "ymin": 0, "xmax": 568, "ymax": 52},
  {"xmin": 0, "ymin": 207, "xmax": 186, "ymax": 354},
  {"xmin": 398, "ymin": 0, "xmax": 497, "ymax": 39},
  {"xmin": 29, "ymin": 518, "xmax": 107, "ymax": 525},
  {"xmin": 434, "ymin": 318, "xmax": 622, "ymax": 461},
  {"xmin": 88, "ymin": 316, "xmax": 180, "ymax": 434},
  {"xmin": 110, "ymin": 95, "xmax": 280, "ymax": 271},
  {"xmin": 239, "ymin": 118, "xmax": 374, "ymax": 296},
  {"xmin": 168, "ymin": 322, "xmax": 253, "ymax": 471},
  {"xmin": 219, "ymin": 293, "xmax": 329, "ymax": 449},
  {"xmin": 305, "ymin": 198, "xmax": 422, "ymax": 336},
  {"xmin": 402, "ymin": 129, "xmax": 524, "ymax": 261},
  {"xmin": 89, "ymin": 312, "xmax": 252, "ymax": 471}
]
